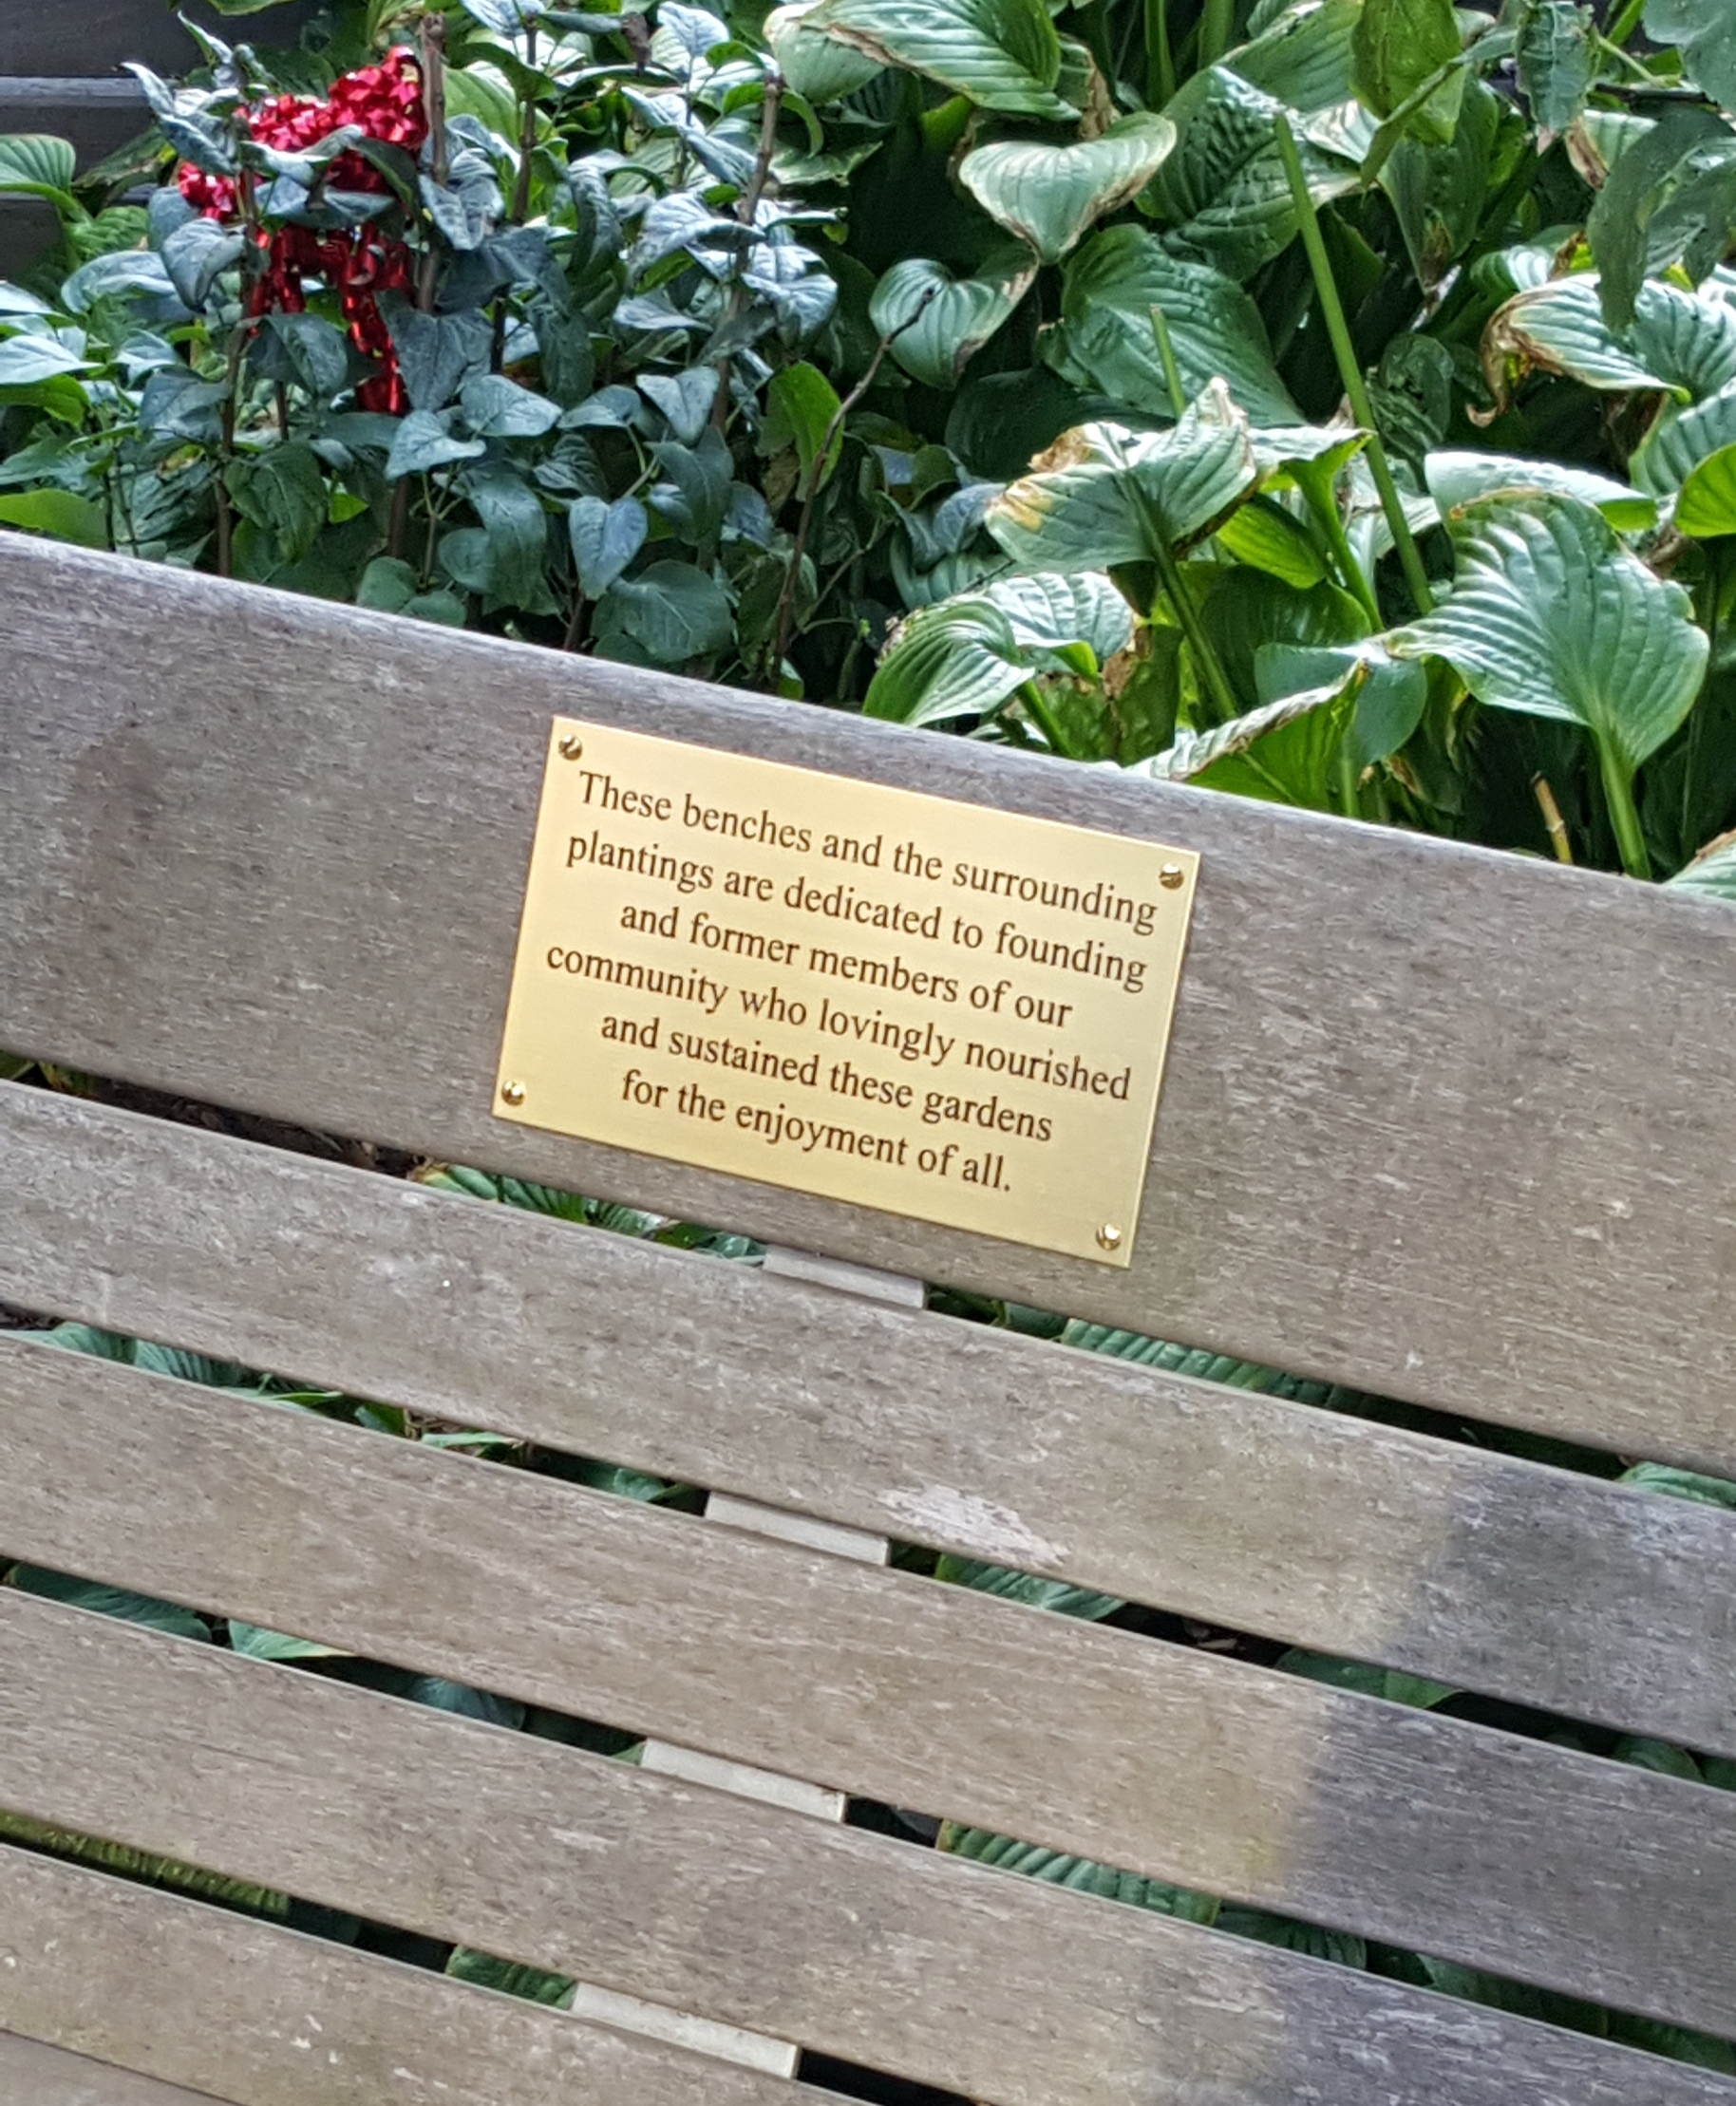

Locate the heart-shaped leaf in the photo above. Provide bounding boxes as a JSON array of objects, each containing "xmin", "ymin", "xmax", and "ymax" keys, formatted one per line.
[
  {"xmin": 1647, "ymin": 0, "xmax": 1736, "ymax": 112},
  {"xmin": 870, "ymin": 251, "xmax": 1037, "ymax": 390},
  {"xmin": 1632, "ymin": 379, "xmax": 1736, "ymax": 495},
  {"xmin": 597, "ymin": 560, "xmax": 733, "ymax": 662},
  {"xmin": 1484, "ymin": 276, "xmax": 1736, "ymax": 406},
  {"xmin": 805, "ymin": 0, "xmax": 1067, "ymax": 115},
  {"xmin": 1666, "ymin": 832, "xmax": 1736, "ymax": 904},
  {"xmin": 1352, "ymin": 0, "xmax": 1464, "ymax": 146},
  {"xmin": 1389, "ymin": 494, "xmax": 1708, "ymax": 808},
  {"xmin": 386, "ymin": 410, "xmax": 487, "ymax": 480},
  {"xmin": 569, "ymin": 494, "xmax": 649, "ymax": 599},
  {"xmin": 0, "ymin": 134, "xmax": 78, "ymax": 212},
  {"xmin": 959, "ymin": 114, "xmax": 1176, "ymax": 265},
  {"xmin": 1046, "ymin": 227, "xmax": 1300, "ymax": 427},
  {"xmin": 1137, "ymin": 682, "xmax": 1359, "ymax": 807},
  {"xmin": 638, "ymin": 367, "xmax": 721, "ymax": 444},
  {"xmin": 764, "ymin": 1, "xmax": 886, "ymax": 99},
  {"xmin": 987, "ymin": 382, "xmax": 1258, "ymax": 568},
  {"xmin": 765, "ymin": 361, "xmax": 843, "ymax": 489}
]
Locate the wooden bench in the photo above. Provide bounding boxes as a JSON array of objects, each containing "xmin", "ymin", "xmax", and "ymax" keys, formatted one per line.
[{"xmin": 0, "ymin": 532, "xmax": 1734, "ymax": 2106}]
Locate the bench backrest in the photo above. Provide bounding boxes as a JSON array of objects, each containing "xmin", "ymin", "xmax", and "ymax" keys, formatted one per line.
[{"xmin": 1, "ymin": 535, "xmax": 1733, "ymax": 2106}]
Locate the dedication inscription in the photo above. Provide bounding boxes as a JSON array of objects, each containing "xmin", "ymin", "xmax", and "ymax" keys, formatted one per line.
[{"xmin": 495, "ymin": 718, "xmax": 1198, "ymax": 1265}]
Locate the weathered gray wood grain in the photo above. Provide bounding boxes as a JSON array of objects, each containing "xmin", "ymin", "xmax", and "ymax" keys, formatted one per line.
[
  {"xmin": 5, "ymin": 1081, "xmax": 1734, "ymax": 1755},
  {"xmin": 2, "ymin": 544, "xmax": 1733, "ymax": 1467},
  {"xmin": 4, "ymin": 1610, "xmax": 1734, "ymax": 2106},
  {"xmin": 2, "ymin": 1338, "xmax": 1732, "ymax": 2034},
  {"xmin": 0, "ymin": 1845, "xmax": 822, "ymax": 2106},
  {"xmin": 0, "ymin": 2034, "xmax": 231, "ymax": 2106},
  {"xmin": 0, "ymin": 4, "xmax": 322, "ymax": 74}
]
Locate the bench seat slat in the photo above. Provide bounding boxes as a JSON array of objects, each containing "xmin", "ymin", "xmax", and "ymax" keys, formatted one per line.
[
  {"xmin": 0, "ymin": 2033, "xmax": 232, "ymax": 2106},
  {"xmin": 3, "ymin": 542, "xmax": 1734, "ymax": 1469},
  {"xmin": 3, "ymin": 1608, "xmax": 1733, "ymax": 2106},
  {"xmin": 0, "ymin": 1846, "xmax": 820, "ymax": 2106},
  {"xmin": 5, "ymin": 1082, "xmax": 1734, "ymax": 1756},
  {"xmin": 1, "ymin": 1338, "xmax": 1732, "ymax": 2037}
]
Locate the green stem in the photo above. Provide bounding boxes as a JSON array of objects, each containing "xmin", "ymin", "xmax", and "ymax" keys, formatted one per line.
[
  {"xmin": 1682, "ymin": 543, "xmax": 1719, "ymax": 848},
  {"xmin": 1272, "ymin": 112, "xmax": 1435, "ymax": 617},
  {"xmin": 1597, "ymin": 742, "xmax": 1651, "ymax": 879},
  {"xmin": 1150, "ymin": 534, "xmax": 1239, "ymax": 723},
  {"xmin": 1300, "ymin": 471, "xmax": 1381, "ymax": 628},
  {"xmin": 1018, "ymin": 680, "xmax": 1072, "ymax": 756},
  {"xmin": 1336, "ymin": 740, "xmax": 1361, "ymax": 821},
  {"xmin": 1198, "ymin": 0, "xmax": 1235, "ymax": 70},
  {"xmin": 1146, "ymin": 0, "xmax": 1174, "ymax": 105},
  {"xmin": 1148, "ymin": 305, "xmax": 1186, "ymax": 417},
  {"xmin": 1605, "ymin": 0, "xmax": 1646, "ymax": 46}
]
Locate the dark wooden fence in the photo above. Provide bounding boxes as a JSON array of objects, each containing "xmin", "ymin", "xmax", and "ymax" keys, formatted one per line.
[{"xmin": 0, "ymin": 1, "xmax": 319, "ymax": 278}]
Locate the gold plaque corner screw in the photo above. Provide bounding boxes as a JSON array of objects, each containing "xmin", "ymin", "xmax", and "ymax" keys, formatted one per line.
[
  {"xmin": 1096, "ymin": 1223, "xmax": 1123, "ymax": 1251},
  {"xmin": 500, "ymin": 1080, "xmax": 526, "ymax": 1107},
  {"xmin": 1159, "ymin": 863, "xmax": 1185, "ymax": 890},
  {"xmin": 558, "ymin": 733, "xmax": 585, "ymax": 760}
]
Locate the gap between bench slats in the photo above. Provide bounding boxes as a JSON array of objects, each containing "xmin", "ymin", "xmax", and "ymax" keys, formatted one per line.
[
  {"xmin": 0, "ymin": 1845, "xmax": 823, "ymax": 2106},
  {"xmin": 3, "ymin": 1081, "xmax": 1731, "ymax": 1756},
  {"xmin": 3, "ymin": 543, "xmax": 1734, "ymax": 1469},
  {"xmin": 0, "ymin": 1339, "xmax": 1731, "ymax": 2037},
  {"xmin": 3, "ymin": 1608, "xmax": 1734, "ymax": 2106}
]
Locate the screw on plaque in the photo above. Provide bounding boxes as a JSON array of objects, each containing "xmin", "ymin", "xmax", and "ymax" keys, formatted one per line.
[
  {"xmin": 500, "ymin": 1080, "xmax": 526, "ymax": 1106},
  {"xmin": 558, "ymin": 733, "xmax": 584, "ymax": 759},
  {"xmin": 1096, "ymin": 1223, "xmax": 1123, "ymax": 1251},
  {"xmin": 1160, "ymin": 863, "xmax": 1185, "ymax": 890}
]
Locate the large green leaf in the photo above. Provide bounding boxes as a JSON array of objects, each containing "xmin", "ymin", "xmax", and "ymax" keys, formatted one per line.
[
  {"xmin": 0, "ymin": 134, "xmax": 80, "ymax": 213},
  {"xmin": 1276, "ymin": 1646, "xmax": 1457, "ymax": 1710},
  {"xmin": 1647, "ymin": 0, "xmax": 1736, "ymax": 113},
  {"xmin": 1632, "ymin": 381, "xmax": 1736, "ymax": 495},
  {"xmin": 595, "ymin": 559, "xmax": 733, "ymax": 662},
  {"xmin": 959, "ymin": 115, "xmax": 1176, "ymax": 266},
  {"xmin": 8, "ymin": 1567, "xmax": 210, "ymax": 1642},
  {"xmin": 1424, "ymin": 449, "xmax": 1657, "ymax": 534},
  {"xmin": 1388, "ymin": 494, "xmax": 1708, "ymax": 778},
  {"xmin": 1674, "ymin": 442, "xmax": 1736, "ymax": 537},
  {"xmin": 1351, "ymin": 0, "xmax": 1464, "ymax": 146},
  {"xmin": 1136, "ymin": 681, "xmax": 1357, "ymax": 807},
  {"xmin": 764, "ymin": 0, "xmax": 886, "ymax": 98},
  {"xmin": 936, "ymin": 1554, "xmax": 1123, "ymax": 1622},
  {"xmin": 0, "ymin": 487, "xmax": 106, "ymax": 546},
  {"xmin": 939, "ymin": 1824, "xmax": 1220, "ymax": 1923},
  {"xmin": 986, "ymin": 384, "xmax": 1258, "ymax": 569},
  {"xmin": 1144, "ymin": 67, "xmax": 1358, "ymax": 282},
  {"xmin": 805, "ymin": 0, "xmax": 1067, "ymax": 114},
  {"xmin": 1045, "ymin": 228, "xmax": 1300, "ymax": 429},
  {"xmin": 446, "ymin": 1947, "xmax": 576, "ymax": 2007},
  {"xmin": 1515, "ymin": 0, "xmax": 1595, "ymax": 137},
  {"xmin": 870, "ymin": 251, "xmax": 1036, "ymax": 390},
  {"xmin": 1198, "ymin": 567, "xmax": 1367, "ymax": 708},
  {"xmin": 1665, "ymin": 835, "xmax": 1736, "ymax": 905},
  {"xmin": 1486, "ymin": 276, "xmax": 1736, "ymax": 404},
  {"xmin": 1257, "ymin": 641, "xmax": 1428, "ymax": 771},
  {"xmin": 1224, "ymin": 0, "xmax": 1363, "ymax": 115}
]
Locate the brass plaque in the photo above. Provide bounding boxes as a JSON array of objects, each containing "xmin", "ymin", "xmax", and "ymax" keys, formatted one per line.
[{"xmin": 494, "ymin": 718, "xmax": 1198, "ymax": 1266}]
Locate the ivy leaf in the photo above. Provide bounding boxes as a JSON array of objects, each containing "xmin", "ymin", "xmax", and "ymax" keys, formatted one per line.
[
  {"xmin": 987, "ymin": 383, "xmax": 1258, "ymax": 569},
  {"xmin": 1351, "ymin": 0, "xmax": 1464, "ymax": 146},
  {"xmin": 870, "ymin": 251, "xmax": 1037, "ymax": 390},
  {"xmin": 1646, "ymin": 0, "xmax": 1736, "ymax": 113},
  {"xmin": 1388, "ymin": 494, "xmax": 1708, "ymax": 806},
  {"xmin": 638, "ymin": 367, "xmax": 720, "ymax": 444},
  {"xmin": 383, "ymin": 300, "xmax": 493, "ymax": 412},
  {"xmin": 804, "ymin": 0, "xmax": 1068, "ymax": 116},
  {"xmin": 386, "ymin": 410, "xmax": 487, "ymax": 479},
  {"xmin": 765, "ymin": 361, "xmax": 842, "ymax": 489},
  {"xmin": 1046, "ymin": 227, "xmax": 1300, "ymax": 428},
  {"xmin": 460, "ymin": 372, "xmax": 562, "ymax": 439},
  {"xmin": 959, "ymin": 114, "xmax": 1176, "ymax": 266},
  {"xmin": 597, "ymin": 559, "xmax": 733, "ymax": 662},
  {"xmin": 568, "ymin": 494, "xmax": 649, "ymax": 599},
  {"xmin": 1514, "ymin": 0, "xmax": 1594, "ymax": 138}
]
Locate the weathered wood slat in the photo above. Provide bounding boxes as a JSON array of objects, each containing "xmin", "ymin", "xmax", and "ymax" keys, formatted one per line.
[
  {"xmin": 5, "ymin": 1082, "xmax": 1734, "ymax": 1756},
  {"xmin": 1, "ymin": 1339, "xmax": 1732, "ymax": 2034},
  {"xmin": 2, "ymin": 544, "xmax": 1733, "ymax": 1467},
  {"xmin": 0, "ymin": 1845, "xmax": 822, "ymax": 2106},
  {"xmin": 0, "ymin": 80, "xmax": 151, "ymax": 167},
  {"xmin": 0, "ymin": 4, "xmax": 322, "ymax": 76},
  {"xmin": 4, "ymin": 1609, "xmax": 1733, "ymax": 2106},
  {"xmin": 0, "ymin": 2033, "xmax": 231, "ymax": 2106}
]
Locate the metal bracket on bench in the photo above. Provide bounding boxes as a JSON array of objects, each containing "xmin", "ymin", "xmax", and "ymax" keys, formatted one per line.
[{"xmin": 575, "ymin": 1249, "xmax": 920, "ymax": 2078}]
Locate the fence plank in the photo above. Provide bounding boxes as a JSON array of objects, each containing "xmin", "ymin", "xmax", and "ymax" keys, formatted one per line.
[
  {"xmin": 0, "ymin": 2033, "xmax": 230, "ymax": 2106},
  {"xmin": 1, "ymin": 1342, "xmax": 1732, "ymax": 2035},
  {"xmin": 2, "ymin": 1610, "xmax": 1733, "ymax": 2106},
  {"xmin": 0, "ymin": 1846, "xmax": 821, "ymax": 2106},
  {"xmin": 0, "ymin": 4, "xmax": 322, "ymax": 75},
  {"xmin": 3, "ymin": 544, "xmax": 1734, "ymax": 1468},
  {"xmin": 4, "ymin": 1081, "xmax": 1734, "ymax": 1756}
]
